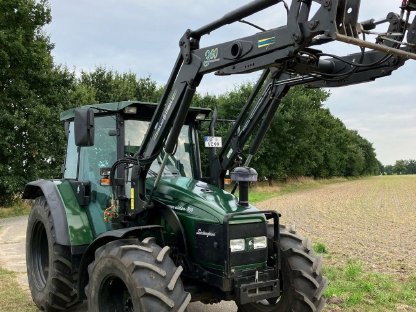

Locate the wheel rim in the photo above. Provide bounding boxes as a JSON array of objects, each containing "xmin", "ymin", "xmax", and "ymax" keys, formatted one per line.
[
  {"xmin": 99, "ymin": 276, "xmax": 134, "ymax": 312},
  {"xmin": 30, "ymin": 221, "xmax": 49, "ymax": 290}
]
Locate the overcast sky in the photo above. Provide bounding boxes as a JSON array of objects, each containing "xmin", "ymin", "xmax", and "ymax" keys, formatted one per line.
[{"xmin": 45, "ymin": 0, "xmax": 416, "ymax": 165}]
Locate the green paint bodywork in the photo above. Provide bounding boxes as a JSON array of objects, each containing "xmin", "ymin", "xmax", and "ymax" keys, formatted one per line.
[
  {"xmin": 55, "ymin": 180, "xmax": 94, "ymax": 246},
  {"xmin": 153, "ymin": 177, "xmax": 265, "ymax": 223},
  {"xmin": 86, "ymin": 188, "xmax": 112, "ymax": 237},
  {"xmin": 150, "ymin": 176, "xmax": 266, "ymax": 269},
  {"xmin": 55, "ymin": 174, "xmax": 266, "ymax": 271}
]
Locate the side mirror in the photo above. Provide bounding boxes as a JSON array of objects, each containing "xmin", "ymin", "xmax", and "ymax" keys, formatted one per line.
[{"xmin": 74, "ymin": 108, "xmax": 95, "ymax": 147}]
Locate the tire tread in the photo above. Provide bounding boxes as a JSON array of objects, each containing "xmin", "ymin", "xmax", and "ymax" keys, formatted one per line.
[
  {"xmin": 26, "ymin": 196, "xmax": 79, "ymax": 312},
  {"xmin": 86, "ymin": 238, "xmax": 189, "ymax": 311}
]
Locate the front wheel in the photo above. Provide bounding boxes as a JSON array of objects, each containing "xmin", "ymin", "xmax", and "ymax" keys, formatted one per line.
[
  {"xmin": 86, "ymin": 238, "xmax": 191, "ymax": 312},
  {"xmin": 237, "ymin": 225, "xmax": 327, "ymax": 312}
]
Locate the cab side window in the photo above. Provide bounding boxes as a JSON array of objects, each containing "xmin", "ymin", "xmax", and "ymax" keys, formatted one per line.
[
  {"xmin": 63, "ymin": 122, "xmax": 78, "ymax": 179},
  {"xmin": 78, "ymin": 116, "xmax": 117, "ymax": 184}
]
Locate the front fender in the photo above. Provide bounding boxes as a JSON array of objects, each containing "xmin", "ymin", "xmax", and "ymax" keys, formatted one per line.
[{"xmin": 77, "ymin": 225, "xmax": 163, "ymax": 300}]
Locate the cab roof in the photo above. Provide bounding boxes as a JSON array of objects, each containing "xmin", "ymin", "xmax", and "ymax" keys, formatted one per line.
[{"xmin": 60, "ymin": 101, "xmax": 211, "ymax": 121}]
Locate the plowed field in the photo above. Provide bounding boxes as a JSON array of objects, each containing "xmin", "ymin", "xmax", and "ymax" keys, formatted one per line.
[{"xmin": 257, "ymin": 175, "xmax": 416, "ymax": 278}]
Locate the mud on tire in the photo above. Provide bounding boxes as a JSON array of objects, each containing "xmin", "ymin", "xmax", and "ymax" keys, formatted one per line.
[
  {"xmin": 26, "ymin": 196, "xmax": 79, "ymax": 311},
  {"xmin": 86, "ymin": 237, "xmax": 191, "ymax": 312},
  {"xmin": 237, "ymin": 224, "xmax": 327, "ymax": 312}
]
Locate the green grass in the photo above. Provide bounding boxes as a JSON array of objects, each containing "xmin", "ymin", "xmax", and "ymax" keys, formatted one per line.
[
  {"xmin": 0, "ymin": 268, "xmax": 36, "ymax": 312},
  {"xmin": 312, "ymin": 241, "xmax": 416, "ymax": 311},
  {"xmin": 248, "ymin": 177, "xmax": 349, "ymax": 203},
  {"xmin": 313, "ymin": 242, "xmax": 328, "ymax": 254},
  {"xmin": 324, "ymin": 261, "xmax": 416, "ymax": 311},
  {"xmin": 0, "ymin": 200, "xmax": 31, "ymax": 219}
]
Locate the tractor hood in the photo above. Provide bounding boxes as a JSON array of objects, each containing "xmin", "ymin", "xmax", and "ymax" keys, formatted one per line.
[{"xmin": 150, "ymin": 176, "xmax": 265, "ymax": 224}]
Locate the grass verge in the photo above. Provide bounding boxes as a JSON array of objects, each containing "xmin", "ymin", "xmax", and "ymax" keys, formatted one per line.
[
  {"xmin": 249, "ymin": 177, "xmax": 349, "ymax": 203},
  {"xmin": 0, "ymin": 268, "xmax": 36, "ymax": 312},
  {"xmin": 312, "ymin": 243, "xmax": 416, "ymax": 311},
  {"xmin": 325, "ymin": 262, "xmax": 416, "ymax": 311},
  {"xmin": 0, "ymin": 200, "xmax": 31, "ymax": 219}
]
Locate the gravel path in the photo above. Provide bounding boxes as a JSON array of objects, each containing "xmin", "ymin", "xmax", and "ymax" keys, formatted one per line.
[{"xmin": 0, "ymin": 216, "xmax": 29, "ymax": 288}]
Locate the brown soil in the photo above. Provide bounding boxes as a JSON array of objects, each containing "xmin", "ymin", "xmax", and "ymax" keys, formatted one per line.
[{"xmin": 257, "ymin": 175, "xmax": 416, "ymax": 278}]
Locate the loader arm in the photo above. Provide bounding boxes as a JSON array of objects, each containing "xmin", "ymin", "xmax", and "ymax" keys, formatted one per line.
[
  {"xmin": 209, "ymin": 47, "xmax": 408, "ymax": 187},
  {"xmin": 127, "ymin": 0, "xmax": 416, "ymax": 209}
]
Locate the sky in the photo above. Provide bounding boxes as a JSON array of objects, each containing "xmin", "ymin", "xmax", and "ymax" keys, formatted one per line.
[{"xmin": 45, "ymin": 0, "xmax": 416, "ymax": 165}]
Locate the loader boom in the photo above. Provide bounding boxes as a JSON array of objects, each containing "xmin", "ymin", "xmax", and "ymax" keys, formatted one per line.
[{"xmin": 128, "ymin": 0, "xmax": 416, "ymax": 209}]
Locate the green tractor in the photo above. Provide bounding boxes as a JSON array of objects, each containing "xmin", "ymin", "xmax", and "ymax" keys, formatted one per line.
[
  {"xmin": 24, "ymin": 101, "xmax": 326, "ymax": 311},
  {"xmin": 23, "ymin": 0, "xmax": 415, "ymax": 311}
]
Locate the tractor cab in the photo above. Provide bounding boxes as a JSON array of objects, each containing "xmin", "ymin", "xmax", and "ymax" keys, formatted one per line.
[{"xmin": 60, "ymin": 101, "xmax": 210, "ymax": 236}]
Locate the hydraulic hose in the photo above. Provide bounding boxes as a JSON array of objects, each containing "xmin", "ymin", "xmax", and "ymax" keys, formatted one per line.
[{"xmin": 190, "ymin": 0, "xmax": 280, "ymax": 38}]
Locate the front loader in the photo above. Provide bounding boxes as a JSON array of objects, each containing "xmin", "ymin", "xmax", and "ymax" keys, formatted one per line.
[{"xmin": 23, "ymin": 1, "xmax": 416, "ymax": 311}]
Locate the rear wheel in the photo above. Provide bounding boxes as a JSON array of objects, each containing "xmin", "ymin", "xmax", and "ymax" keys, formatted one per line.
[
  {"xmin": 237, "ymin": 225, "xmax": 327, "ymax": 312},
  {"xmin": 86, "ymin": 238, "xmax": 191, "ymax": 312},
  {"xmin": 26, "ymin": 196, "xmax": 79, "ymax": 311}
]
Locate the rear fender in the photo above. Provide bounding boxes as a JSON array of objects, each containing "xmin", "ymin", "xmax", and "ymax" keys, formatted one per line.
[
  {"xmin": 23, "ymin": 180, "xmax": 71, "ymax": 246},
  {"xmin": 23, "ymin": 179, "xmax": 94, "ymax": 247}
]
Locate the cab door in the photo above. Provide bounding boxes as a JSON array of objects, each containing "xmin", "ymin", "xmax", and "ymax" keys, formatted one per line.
[{"xmin": 77, "ymin": 115, "xmax": 118, "ymax": 237}]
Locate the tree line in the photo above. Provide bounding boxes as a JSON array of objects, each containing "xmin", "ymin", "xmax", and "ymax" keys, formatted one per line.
[
  {"xmin": 193, "ymin": 84, "xmax": 380, "ymax": 183},
  {"xmin": 382, "ymin": 160, "xmax": 416, "ymax": 175},
  {"xmin": 0, "ymin": 0, "xmax": 381, "ymax": 205}
]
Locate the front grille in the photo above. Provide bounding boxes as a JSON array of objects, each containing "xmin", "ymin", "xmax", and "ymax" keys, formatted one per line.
[
  {"xmin": 193, "ymin": 221, "xmax": 268, "ymax": 268},
  {"xmin": 229, "ymin": 222, "xmax": 267, "ymax": 267},
  {"xmin": 194, "ymin": 223, "xmax": 225, "ymax": 265}
]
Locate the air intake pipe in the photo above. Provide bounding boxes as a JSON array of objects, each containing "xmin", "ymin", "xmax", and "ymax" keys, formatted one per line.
[{"xmin": 230, "ymin": 167, "xmax": 258, "ymax": 207}]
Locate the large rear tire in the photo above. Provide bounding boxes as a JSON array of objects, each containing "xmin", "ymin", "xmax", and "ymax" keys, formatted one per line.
[
  {"xmin": 26, "ymin": 196, "xmax": 79, "ymax": 311},
  {"xmin": 237, "ymin": 225, "xmax": 327, "ymax": 312},
  {"xmin": 86, "ymin": 238, "xmax": 191, "ymax": 312}
]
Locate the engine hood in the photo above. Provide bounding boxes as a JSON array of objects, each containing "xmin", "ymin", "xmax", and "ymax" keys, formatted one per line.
[{"xmin": 150, "ymin": 176, "xmax": 265, "ymax": 224}]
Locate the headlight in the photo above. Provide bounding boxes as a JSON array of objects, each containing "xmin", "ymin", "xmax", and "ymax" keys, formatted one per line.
[
  {"xmin": 253, "ymin": 236, "xmax": 267, "ymax": 249},
  {"xmin": 230, "ymin": 239, "xmax": 245, "ymax": 252}
]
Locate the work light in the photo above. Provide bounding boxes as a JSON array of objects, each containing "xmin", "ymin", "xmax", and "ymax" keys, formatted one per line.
[{"xmin": 230, "ymin": 239, "xmax": 245, "ymax": 252}]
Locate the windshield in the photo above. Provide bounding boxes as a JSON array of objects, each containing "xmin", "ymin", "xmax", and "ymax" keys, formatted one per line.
[{"xmin": 124, "ymin": 120, "xmax": 193, "ymax": 178}]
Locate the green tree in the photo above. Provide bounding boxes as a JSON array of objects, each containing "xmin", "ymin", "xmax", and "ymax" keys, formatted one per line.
[
  {"xmin": 393, "ymin": 160, "xmax": 407, "ymax": 175},
  {"xmin": 384, "ymin": 165, "xmax": 394, "ymax": 175},
  {"xmin": 406, "ymin": 159, "xmax": 416, "ymax": 174},
  {"xmin": 77, "ymin": 67, "xmax": 163, "ymax": 104},
  {"xmin": 204, "ymin": 82, "xmax": 380, "ymax": 183},
  {"xmin": 0, "ymin": 0, "xmax": 77, "ymax": 205},
  {"xmin": 252, "ymin": 86, "xmax": 331, "ymax": 182}
]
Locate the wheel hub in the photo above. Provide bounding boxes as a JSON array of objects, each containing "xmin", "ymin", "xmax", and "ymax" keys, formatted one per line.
[{"xmin": 99, "ymin": 276, "xmax": 134, "ymax": 312}]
